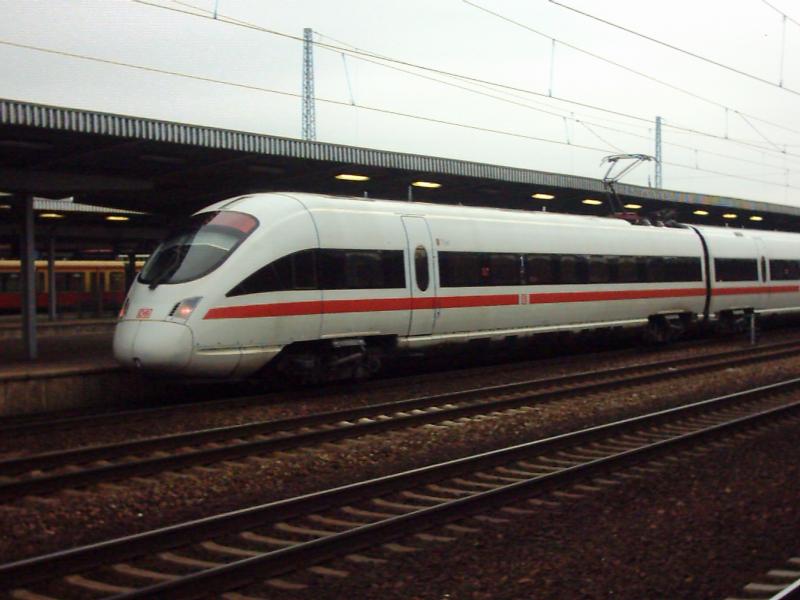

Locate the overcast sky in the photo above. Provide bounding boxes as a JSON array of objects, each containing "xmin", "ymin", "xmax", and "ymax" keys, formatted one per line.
[{"xmin": 2, "ymin": 0, "xmax": 800, "ymax": 207}]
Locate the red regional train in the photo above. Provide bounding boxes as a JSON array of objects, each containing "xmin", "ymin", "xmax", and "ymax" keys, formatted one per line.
[{"xmin": 0, "ymin": 260, "xmax": 141, "ymax": 314}]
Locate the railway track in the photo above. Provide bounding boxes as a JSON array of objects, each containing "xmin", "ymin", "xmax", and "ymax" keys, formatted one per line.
[
  {"xmin": 0, "ymin": 332, "xmax": 768, "ymax": 438},
  {"xmin": 726, "ymin": 557, "xmax": 800, "ymax": 600},
  {"xmin": 1, "ymin": 339, "xmax": 799, "ymax": 503},
  {"xmin": 2, "ymin": 377, "xmax": 799, "ymax": 599}
]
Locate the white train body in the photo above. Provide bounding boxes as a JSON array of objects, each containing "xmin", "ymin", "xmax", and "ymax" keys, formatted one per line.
[{"xmin": 113, "ymin": 192, "xmax": 800, "ymax": 379}]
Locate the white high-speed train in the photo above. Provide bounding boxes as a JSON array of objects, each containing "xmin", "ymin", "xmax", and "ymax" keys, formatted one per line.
[{"xmin": 113, "ymin": 192, "xmax": 800, "ymax": 380}]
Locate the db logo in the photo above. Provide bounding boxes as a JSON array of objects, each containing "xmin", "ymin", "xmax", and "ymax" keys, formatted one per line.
[{"xmin": 136, "ymin": 308, "xmax": 153, "ymax": 319}]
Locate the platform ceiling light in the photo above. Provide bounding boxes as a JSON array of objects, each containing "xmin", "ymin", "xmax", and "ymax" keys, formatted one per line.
[
  {"xmin": 411, "ymin": 181, "xmax": 441, "ymax": 189},
  {"xmin": 532, "ymin": 193, "xmax": 555, "ymax": 200},
  {"xmin": 623, "ymin": 203, "xmax": 642, "ymax": 209},
  {"xmin": 749, "ymin": 215, "xmax": 763, "ymax": 222},
  {"xmin": 722, "ymin": 213, "xmax": 738, "ymax": 219},
  {"xmin": 106, "ymin": 215, "xmax": 129, "ymax": 222},
  {"xmin": 0, "ymin": 191, "xmax": 12, "ymax": 196},
  {"xmin": 0, "ymin": 204, "xmax": 10, "ymax": 210},
  {"xmin": 335, "ymin": 173, "xmax": 370, "ymax": 181},
  {"xmin": 693, "ymin": 209, "xmax": 709, "ymax": 216},
  {"xmin": 39, "ymin": 212, "xmax": 64, "ymax": 219},
  {"xmin": 582, "ymin": 198, "xmax": 603, "ymax": 205}
]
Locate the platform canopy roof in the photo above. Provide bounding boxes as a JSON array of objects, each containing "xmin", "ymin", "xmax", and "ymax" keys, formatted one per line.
[{"xmin": 1, "ymin": 98, "xmax": 799, "ymax": 240}]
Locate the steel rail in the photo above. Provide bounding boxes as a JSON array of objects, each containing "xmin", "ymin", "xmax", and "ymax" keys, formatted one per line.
[
  {"xmin": 2, "ymin": 377, "xmax": 800, "ymax": 597},
  {"xmin": 0, "ymin": 341, "xmax": 798, "ymax": 502},
  {"xmin": 0, "ymin": 333, "xmax": 755, "ymax": 437}
]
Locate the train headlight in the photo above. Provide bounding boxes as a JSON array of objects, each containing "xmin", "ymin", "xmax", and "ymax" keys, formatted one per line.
[{"xmin": 171, "ymin": 296, "xmax": 203, "ymax": 321}]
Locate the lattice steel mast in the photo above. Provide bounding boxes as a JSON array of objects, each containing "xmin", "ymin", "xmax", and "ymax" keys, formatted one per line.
[{"xmin": 302, "ymin": 28, "xmax": 317, "ymax": 141}]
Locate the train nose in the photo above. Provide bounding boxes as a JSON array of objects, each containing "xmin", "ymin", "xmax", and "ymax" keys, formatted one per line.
[{"xmin": 113, "ymin": 320, "xmax": 194, "ymax": 373}]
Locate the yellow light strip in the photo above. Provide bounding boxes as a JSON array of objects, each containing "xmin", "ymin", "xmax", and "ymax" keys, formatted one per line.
[
  {"xmin": 411, "ymin": 181, "xmax": 441, "ymax": 188},
  {"xmin": 582, "ymin": 198, "xmax": 603, "ymax": 205},
  {"xmin": 532, "ymin": 193, "xmax": 554, "ymax": 200},
  {"xmin": 335, "ymin": 174, "xmax": 370, "ymax": 181}
]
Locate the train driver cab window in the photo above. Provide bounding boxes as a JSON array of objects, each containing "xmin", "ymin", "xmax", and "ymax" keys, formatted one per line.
[
  {"xmin": 414, "ymin": 246, "xmax": 429, "ymax": 291},
  {"xmin": 139, "ymin": 211, "xmax": 258, "ymax": 288}
]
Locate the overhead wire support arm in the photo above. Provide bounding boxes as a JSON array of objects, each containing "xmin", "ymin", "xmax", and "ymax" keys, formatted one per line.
[{"xmin": 600, "ymin": 154, "xmax": 656, "ymax": 219}]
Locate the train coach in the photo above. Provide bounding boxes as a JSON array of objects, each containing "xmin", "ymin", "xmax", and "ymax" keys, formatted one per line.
[
  {"xmin": 0, "ymin": 259, "xmax": 141, "ymax": 315},
  {"xmin": 113, "ymin": 192, "xmax": 800, "ymax": 381}
]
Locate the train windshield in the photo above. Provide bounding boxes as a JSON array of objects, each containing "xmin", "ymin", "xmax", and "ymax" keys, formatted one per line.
[{"xmin": 139, "ymin": 211, "xmax": 258, "ymax": 288}]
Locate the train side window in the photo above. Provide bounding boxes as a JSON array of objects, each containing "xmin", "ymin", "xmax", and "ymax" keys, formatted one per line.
[
  {"xmin": 109, "ymin": 272, "xmax": 126, "ymax": 291},
  {"xmin": 558, "ymin": 255, "xmax": 582, "ymax": 284},
  {"xmin": 588, "ymin": 255, "xmax": 609, "ymax": 284},
  {"xmin": 319, "ymin": 249, "xmax": 405, "ymax": 289},
  {"xmin": 414, "ymin": 246, "xmax": 429, "ymax": 291},
  {"xmin": 56, "ymin": 272, "xmax": 85, "ymax": 292},
  {"xmin": 292, "ymin": 249, "xmax": 317, "ymax": 290},
  {"xmin": 488, "ymin": 253, "xmax": 520, "ymax": 286},
  {"xmin": 438, "ymin": 252, "xmax": 481, "ymax": 287},
  {"xmin": 617, "ymin": 256, "xmax": 639, "ymax": 283},
  {"xmin": 714, "ymin": 258, "xmax": 758, "ymax": 282},
  {"xmin": 645, "ymin": 256, "xmax": 664, "ymax": 282},
  {"xmin": 769, "ymin": 259, "xmax": 800, "ymax": 280},
  {"xmin": 683, "ymin": 257, "xmax": 703, "ymax": 282},
  {"xmin": 525, "ymin": 254, "xmax": 556, "ymax": 285},
  {"xmin": 0, "ymin": 273, "xmax": 20, "ymax": 292}
]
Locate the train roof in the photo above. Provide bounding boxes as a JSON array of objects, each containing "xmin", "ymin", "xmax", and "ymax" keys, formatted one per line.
[{"xmin": 201, "ymin": 192, "xmax": 638, "ymax": 230}]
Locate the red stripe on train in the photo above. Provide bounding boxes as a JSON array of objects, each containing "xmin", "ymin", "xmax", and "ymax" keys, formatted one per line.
[
  {"xmin": 712, "ymin": 285, "xmax": 799, "ymax": 295},
  {"xmin": 528, "ymin": 288, "xmax": 706, "ymax": 304},
  {"xmin": 203, "ymin": 285, "xmax": 800, "ymax": 320}
]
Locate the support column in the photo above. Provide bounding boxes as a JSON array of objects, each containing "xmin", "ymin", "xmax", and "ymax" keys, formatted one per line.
[
  {"xmin": 125, "ymin": 252, "xmax": 137, "ymax": 291},
  {"xmin": 20, "ymin": 194, "xmax": 37, "ymax": 360},
  {"xmin": 47, "ymin": 236, "xmax": 57, "ymax": 321},
  {"xmin": 95, "ymin": 271, "xmax": 104, "ymax": 316}
]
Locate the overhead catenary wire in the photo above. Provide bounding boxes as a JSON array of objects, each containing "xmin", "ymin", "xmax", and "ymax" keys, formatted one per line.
[
  {"xmin": 464, "ymin": 0, "xmax": 796, "ymax": 155},
  {"xmin": 548, "ymin": 0, "xmax": 800, "ymax": 97},
  {"xmin": 315, "ymin": 29, "xmax": 800, "ymax": 172},
  {"xmin": 136, "ymin": 0, "xmax": 800, "ymax": 161},
  {"xmin": 761, "ymin": 0, "xmax": 800, "ymax": 29}
]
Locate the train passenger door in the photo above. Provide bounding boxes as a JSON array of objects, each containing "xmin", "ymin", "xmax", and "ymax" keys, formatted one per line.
[
  {"xmin": 401, "ymin": 216, "xmax": 437, "ymax": 336},
  {"xmin": 755, "ymin": 237, "xmax": 769, "ymax": 309}
]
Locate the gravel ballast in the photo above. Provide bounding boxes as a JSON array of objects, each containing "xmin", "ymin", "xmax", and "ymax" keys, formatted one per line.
[
  {"xmin": 273, "ymin": 419, "xmax": 800, "ymax": 600},
  {"xmin": 2, "ymin": 352, "xmax": 800, "ymax": 565}
]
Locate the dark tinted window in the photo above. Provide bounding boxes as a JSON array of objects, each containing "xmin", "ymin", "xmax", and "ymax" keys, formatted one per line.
[
  {"xmin": 319, "ymin": 249, "xmax": 405, "ymax": 290},
  {"xmin": 588, "ymin": 256, "xmax": 609, "ymax": 284},
  {"xmin": 439, "ymin": 251, "xmax": 702, "ymax": 287},
  {"xmin": 714, "ymin": 258, "xmax": 758, "ymax": 282},
  {"xmin": 0, "ymin": 272, "xmax": 20, "ymax": 292},
  {"xmin": 525, "ymin": 254, "xmax": 557, "ymax": 285},
  {"xmin": 56, "ymin": 272, "xmax": 85, "ymax": 292},
  {"xmin": 559, "ymin": 255, "xmax": 587, "ymax": 284},
  {"xmin": 769, "ymin": 259, "xmax": 800, "ymax": 281},
  {"xmin": 439, "ymin": 252, "xmax": 483, "ymax": 287},
  {"xmin": 489, "ymin": 253, "xmax": 522, "ymax": 285},
  {"xmin": 414, "ymin": 246, "xmax": 429, "ymax": 291},
  {"xmin": 228, "ymin": 249, "xmax": 316, "ymax": 296},
  {"xmin": 617, "ymin": 256, "xmax": 641, "ymax": 283}
]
